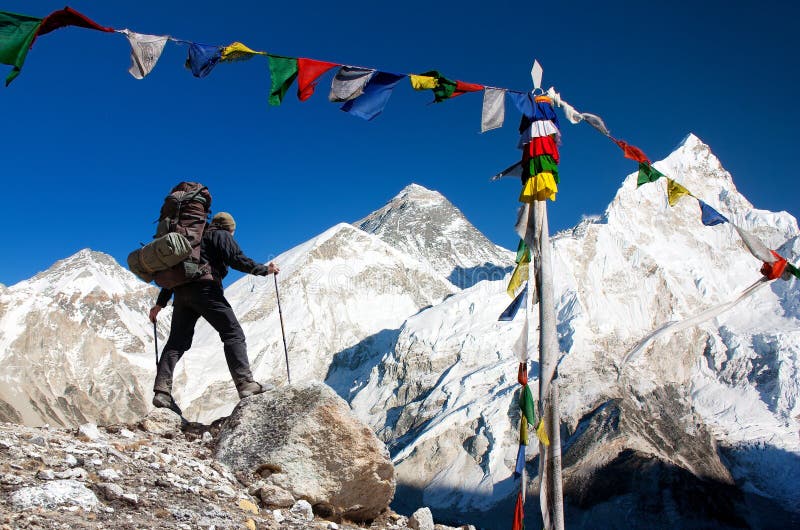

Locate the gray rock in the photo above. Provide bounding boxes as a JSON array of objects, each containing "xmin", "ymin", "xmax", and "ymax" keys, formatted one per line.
[
  {"xmin": 139, "ymin": 407, "xmax": 182, "ymax": 435},
  {"xmin": 10, "ymin": 479, "xmax": 99, "ymax": 511},
  {"xmin": 409, "ymin": 507, "xmax": 434, "ymax": 530},
  {"xmin": 98, "ymin": 468, "xmax": 121, "ymax": 481},
  {"xmin": 273, "ymin": 509, "xmax": 285, "ymax": 523},
  {"xmin": 97, "ymin": 482, "xmax": 124, "ymax": 501},
  {"xmin": 36, "ymin": 469, "xmax": 55, "ymax": 480},
  {"xmin": 214, "ymin": 382, "xmax": 395, "ymax": 522},
  {"xmin": 290, "ymin": 499, "xmax": 314, "ymax": 521},
  {"xmin": 202, "ymin": 431, "xmax": 214, "ymax": 444},
  {"xmin": 64, "ymin": 453, "xmax": 78, "ymax": 467},
  {"xmin": 256, "ymin": 482, "xmax": 295, "ymax": 508},
  {"xmin": 0, "ymin": 473, "xmax": 23, "ymax": 485}
]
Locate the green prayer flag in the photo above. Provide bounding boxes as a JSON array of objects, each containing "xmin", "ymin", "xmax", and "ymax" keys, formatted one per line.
[
  {"xmin": 519, "ymin": 384, "xmax": 536, "ymax": 425},
  {"xmin": 420, "ymin": 70, "xmax": 456, "ymax": 102},
  {"xmin": 637, "ymin": 162, "xmax": 665, "ymax": 187},
  {"xmin": 268, "ymin": 55, "xmax": 298, "ymax": 106},
  {"xmin": 531, "ymin": 154, "xmax": 560, "ymax": 184},
  {"xmin": 515, "ymin": 239, "xmax": 530, "ymax": 264},
  {"xmin": 0, "ymin": 11, "xmax": 43, "ymax": 86},
  {"xmin": 786, "ymin": 263, "xmax": 800, "ymax": 280}
]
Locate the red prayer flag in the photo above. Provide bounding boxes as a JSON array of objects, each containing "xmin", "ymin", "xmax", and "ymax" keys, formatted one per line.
[
  {"xmin": 613, "ymin": 138, "xmax": 650, "ymax": 164},
  {"xmin": 760, "ymin": 250, "xmax": 788, "ymax": 280},
  {"xmin": 297, "ymin": 58, "xmax": 339, "ymax": 101},
  {"xmin": 453, "ymin": 80, "xmax": 484, "ymax": 97},
  {"xmin": 35, "ymin": 7, "xmax": 113, "ymax": 42},
  {"xmin": 528, "ymin": 135, "xmax": 559, "ymax": 164},
  {"xmin": 517, "ymin": 362, "xmax": 528, "ymax": 386},
  {"xmin": 512, "ymin": 491, "xmax": 525, "ymax": 530}
]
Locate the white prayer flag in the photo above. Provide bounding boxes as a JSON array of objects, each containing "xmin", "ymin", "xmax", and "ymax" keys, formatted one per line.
[{"xmin": 121, "ymin": 29, "xmax": 168, "ymax": 80}]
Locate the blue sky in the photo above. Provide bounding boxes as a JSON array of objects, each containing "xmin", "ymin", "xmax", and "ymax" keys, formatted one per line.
[{"xmin": 1, "ymin": 0, "xmax": 797, "ymax": 286}]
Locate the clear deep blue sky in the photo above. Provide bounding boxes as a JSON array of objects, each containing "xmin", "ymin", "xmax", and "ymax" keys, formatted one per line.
[{"xmin": 1, "ymin": 0, "xmax": 797, "ymax": 286}]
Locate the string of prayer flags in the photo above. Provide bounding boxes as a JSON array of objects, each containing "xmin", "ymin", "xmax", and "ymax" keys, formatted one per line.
[
  {"xmin": 546, "ymin": 87, "xmax": 610, "ymax": 136},
  {"xmin": 185, "ymin": 43, "xmax": 221, "ymax": 78},
  {"xmin": 268, "ymin": 55, "xmax": 298, "ymax": 105},
  {"xmin": 120, "ymin": 30, "xmax": 167, "ymax": 79},
  {"xmin": 667, "ymin": 179, "xmax": 693, "ymax": 207},
  {"xmin": 297, "ymin": 58, "xmax": 339, "ymax": 101},
  {"xmin": 734, "ymin": 225, "xmax": 776, "ymax": 264},
  {"xmin": 340, "ymin": 71, "xmax": 405, "ymax": 121},
  {"xmin": 220, "ymin": 41, "xmax": 265, "ymax": 62},
  {"xmin": 0, "ymin": 11, "xmax": 42, "ymax": 85},
  {"xmin": 699, "ymin": 200, "xmax": 729, "ymax": 226},
  {"xmin": 637, "ymin": 163, "xmax": 665, "ymax": 187},
  {"xmin": 481, "ymin": 88, "xmax": 506, "ymax": 132},
  {"xmin": 416, "ymin": 70, "xmax": 483, "ymax": 102},
  {"xmin": 517, "ymin": 95, "xmax": 561, "ymax": 203},
  {"xmin": 328, "ymin": 66, "xmax": 375, "ymax": 102}
]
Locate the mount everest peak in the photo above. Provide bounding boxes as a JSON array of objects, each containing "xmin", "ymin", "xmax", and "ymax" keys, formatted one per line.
[
  {"xmin": 0, "ymin": 135, "xmax": 798, "ymax": 527},
  {"xmin": 355, "ymin": 183, "xmax": 513, "ymax": 288}
]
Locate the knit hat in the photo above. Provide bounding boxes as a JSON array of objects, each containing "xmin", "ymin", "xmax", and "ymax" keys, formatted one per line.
[{"xmin": 211, "ymin": 212, "xmax": 236, "ymax": 231}]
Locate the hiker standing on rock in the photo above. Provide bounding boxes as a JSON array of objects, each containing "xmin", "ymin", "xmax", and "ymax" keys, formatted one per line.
[{"xmin": 149, "ymin": 212, "xmax": 279, "ymax": 414}]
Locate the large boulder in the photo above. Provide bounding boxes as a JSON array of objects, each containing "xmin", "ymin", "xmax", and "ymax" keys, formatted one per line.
[{"xmin": 214, "ymin": 381, "xmax": 395, "ymax": 521}]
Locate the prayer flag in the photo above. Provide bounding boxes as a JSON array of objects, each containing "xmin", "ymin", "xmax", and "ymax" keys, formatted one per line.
[
  {"xmin": 512, "ymin": 491, "xmax": 525, "ymax": 530},
  {"xmin": 453, "ymin": 80, "xmax": 483, "ymax": 96},
  {"xmin": 582, "ymin": 112, "xmax": 610, "ymax": 136},
  {"xmin": 536, "ymin": 419, "xmax": 550, "ymax": 446},
  {"xmin": 507, "ymin": 253, "xmax": 530, "ymax": 297},
  {"xmin": 36, "ymin": 7, "xmax": 113, "ymax": 38},
  {"xmin": 667, "ymin": 179, "xmax": 692, "ymax": 206},
  {"xmin": 531, "ymin": 155, "xmax": 559, "ymax": 184},
  {"xmin": 520, "ymin": 416, "xmax": 529, "ymax": 446},
  {"xmin": 340, "ymin": 71, "xmax": 405, "ymax": 120},
  {"xmin": 297, "ymin": 58, "xmax": 338, "ymax": 101},
  {"xmin": 517, "ymin": 362, "xmax": 528, "ymax": 386},
  {"xmin": 699, "ymin": 200, "xmax": 729, "ymax": 226},
  {"xmin": 528, "ymin": 136, "xmax": 559, "ymax": 163},
  {"xmin": 734, "ymin": 225, "xmax": 776, "ymax": 263},
  {"xmin": 121, "ymin": 29, "xmax": 167, "ymax": 80},
  {"xmin": 786, "ymin": 263, "xmax": 800, "ymax": 280},
  {"xmin": 519, "ymin": 173, "xmax": 558, "ymax": 202},
  {"xmin": 490, "ymin": 160, "xmax": 522, "ymax": 181},
  {"xmin": 268, "ymin": 55, "xmax": 299, "ymax": 106},
  {"xmin": 185, "ymin": 43, "xmax": 221, "ymax": 78},
  {"xmin": 419, "ymin": 70, "xmax": 456, "ymax": 102},
  {"xmin": 513, "ymin": 316, "xmax": 530, "ymax": 362},
  {"xmin": 328, "ymin": 66, "xmax": 375, "ymax": 102},
  {"xmin": 0, "ymin": 11, "xmax": 42, "ymax": 86},
  {"xmin": 499, "ymin": 285, "xmax": 527, "ymax": 321},
  {"xmin": 514, "ymin": 444, "xmax": 526, "ymax": 477},
  {"xmin": 410, "ymin": 74, "xmax": 437, "ymax": 90},
  {"xmin": 481, "ymin": 88, "xmax": 505, "ymax": 132},
  {"xmin": 515, "ymin": 239, "xmax": 530, "ymax": 264},
  {"xmin": 519, "ymin": 384, "xmax": 536, "ymax": 425},
  {"xmin": 637, "ymin": 163, "xmax": 664, "ymax": 187},
  {"xmin": 613, "ymin": 138, "xmax": 650, "ymax": 164},
  {"xmin": 761, "ymin": 250, "xmax": 788, "ymax": 280},
  {"xmin": 509, "ymin": 92, "xmax": 559, "ymax": 125},
  {"xmin": 221, "ymin": 41, "xmax": 265, "ymax": 62}
]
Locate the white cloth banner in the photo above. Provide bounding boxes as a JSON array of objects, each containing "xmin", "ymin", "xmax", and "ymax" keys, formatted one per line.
[
  {"xmin": 481, "ymin": 87, "xmax": 505, "ymax": 133},
  {"xmin": 517, "ymin": 119, "xmax": 561, "ymax": 149},
  {"xmin": 121, "ymin": 29, "xmax": 168, "ymax": 80},
  {"xmin": 328, "ymin": 66, "xmax": 375, "ymax": 102}
]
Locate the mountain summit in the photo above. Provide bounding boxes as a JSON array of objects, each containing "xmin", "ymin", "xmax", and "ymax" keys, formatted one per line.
[{"xmin": 355, "ymin": 183, "xmax": 513, "ymax": 288}]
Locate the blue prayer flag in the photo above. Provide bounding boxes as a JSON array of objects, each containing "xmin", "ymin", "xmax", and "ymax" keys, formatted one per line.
[
  {"xmin": 514, "ymin": 444, "xmax": 526, "ymax": 478},
  {"xmin": 186, "ymin": 43, "xmax": 221, "ymax": 78},
  {"xmin": 508, "ymin": 91, "xmax": 559, "ymax": 127},
  {"xmin": 699, "ymin": 200, "xmax": 729, "ymax": 226},
  {"xmin": 341, "ymin": 72, "xmax": 405, "ymax": 121},
  {"xmin": 499, "ymin": 285, "xmax": 527, "ymax": 321}
]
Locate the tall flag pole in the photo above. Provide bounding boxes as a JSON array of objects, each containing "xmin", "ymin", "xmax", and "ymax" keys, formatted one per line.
[{"xmin": 518, "ymin": 61, "xmax": 565, "ymax": 530}]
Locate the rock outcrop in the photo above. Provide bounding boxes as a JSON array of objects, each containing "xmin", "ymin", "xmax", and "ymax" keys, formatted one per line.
[{"xmin": 214, "ymin": 382, "xmax": 396, "ymax": 521}]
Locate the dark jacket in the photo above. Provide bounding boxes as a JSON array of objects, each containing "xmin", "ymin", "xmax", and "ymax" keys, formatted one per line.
[{"xmin": 156, "ymin": 226, "xmax": 261, "ymax": 306}]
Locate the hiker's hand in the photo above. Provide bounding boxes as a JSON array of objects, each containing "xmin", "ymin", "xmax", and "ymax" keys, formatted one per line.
[
  {"xmin": 267, "ymin": 262, "xmax": 280, "ymax": 275},
  {"xmin": 149, "ymin": 305, "xmax": 162, "ymax": 323}
]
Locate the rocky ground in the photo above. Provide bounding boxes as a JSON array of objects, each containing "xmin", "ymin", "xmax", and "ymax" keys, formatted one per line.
[{"xmin": 0, "ymin": 410, "xmax": 473, "ymax": 530}]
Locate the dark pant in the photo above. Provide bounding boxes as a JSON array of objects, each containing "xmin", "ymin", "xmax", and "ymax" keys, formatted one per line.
[{"xmin": 154, "ymin": 281, "xmax": 253, "ymax": 394}]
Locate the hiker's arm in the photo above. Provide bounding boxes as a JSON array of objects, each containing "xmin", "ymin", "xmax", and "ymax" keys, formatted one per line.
[
  {"xmin": 218, "ymin": 232, "xmax": 263, "ymax": 274},
  {"xmin": 150, "ymin": 288, "xmax": 173, "ymax": 322}
]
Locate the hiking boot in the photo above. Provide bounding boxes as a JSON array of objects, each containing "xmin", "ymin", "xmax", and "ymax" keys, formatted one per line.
[
  {"xmin": 152, "ymin": 391, "xmax": 183, "ymax": 417},
  {"xmin": 237, "ymin": 381, "xmax": 275, "ymax": 399}
]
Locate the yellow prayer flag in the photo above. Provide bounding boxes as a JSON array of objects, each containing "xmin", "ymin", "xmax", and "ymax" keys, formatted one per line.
[
  {"xmin": 520, "ymin": 416, "xmax": 529, "ymax": 446},
  {"xmin": 519, "ymin": 172, "xmax": 558, "ymax": 203},
  {"xmin": 667, "ymin": 178, "xmax": 692, "ymax": 207},
  {"xmin": 221, "ymin": 41, "xmax": 266, "ymax": 62},
  {"xmin": 536, "ymin": 419, "xmax": 550, "ymax": 446},
  {"xmin": 410, "ymin": 75, "xmax": 438, "ymax": 90},
  {"xmin": 506, "ymin": 253, "xmax": 530, "ymax": 297}
]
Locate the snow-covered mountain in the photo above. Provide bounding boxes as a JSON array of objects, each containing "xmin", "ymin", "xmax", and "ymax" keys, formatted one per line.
[
  {"xmin": 355, "ymin": 183, "xmax": 514, "ymax": 288},
  {"xmin": 1, "ymin": 134, "xmax": 798, "ymax": 527}
]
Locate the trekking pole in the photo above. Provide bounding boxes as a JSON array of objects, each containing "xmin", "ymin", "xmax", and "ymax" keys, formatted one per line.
[
  {"xmin": 274, "ymin": 273, "xmax": 291, "ymax": 384},
  {"xmin": 153, "ymin": 321, "xmax": 159, "ymax": 367}
]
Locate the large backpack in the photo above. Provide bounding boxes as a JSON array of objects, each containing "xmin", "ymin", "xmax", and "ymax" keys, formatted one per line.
[{"xmin": 127, "ymin": 182, "xmax": 213, "ymax": 288}]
